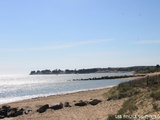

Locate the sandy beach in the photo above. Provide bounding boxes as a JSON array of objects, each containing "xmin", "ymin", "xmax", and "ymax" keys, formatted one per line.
[{"xmin": 1, "ymin": 87, "xmax": 126, "ymax": 120}]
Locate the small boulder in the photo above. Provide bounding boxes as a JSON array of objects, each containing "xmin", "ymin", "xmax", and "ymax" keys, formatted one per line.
[
  {"xmin": 0, "ymin": 109, "xmax": 7, "ymax": 117},
  {"xmin": 37, "ymin": 104, "xmax": 49, "ymax": 113},
  {"xmin": 0, "ymin": 109, "xmax": 7, "ymax": 118},
  {"xmin": 0, "ymin": 115, "xmax": 5, "ymax": 119},
  {"xmin": 0, "ymin": 105, "xmax": 10, "ymax": 117},
  {"xmin": 2, "ymin": 105, "xmax": 10, "ymax": 110},
  {"xmin": 7, "ymin": 108, "xmax": 18, "ymax": 117},
  {"xmin": 89, "ymin": 99, "xmax": 101, "ymax": 105},
  {"xmin": 107, "ymin": 98, "xmax": 112, "ymax": 101},
  {"xmin": 75, "ymin": 100, "xmax": 87, "ymax": 106},
  {"xmin": 64, "ymin": 102, "xmax": 71, "ymax": 107},
  {"xmin": 50, "ymin": 102, "xmax": 63, "ymax": 110},
  {"xmin": 15, "ymin": 108, "xmax": 23, "ymax": 116},
  {"xmin": 0, "ymin": 106, "xmax": 23, "ymax": 118}
]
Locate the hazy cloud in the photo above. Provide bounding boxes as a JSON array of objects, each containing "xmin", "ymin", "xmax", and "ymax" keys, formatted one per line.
[{"xmin": 29, "ymin": 39, "xmax": 114, "ymax": 51}]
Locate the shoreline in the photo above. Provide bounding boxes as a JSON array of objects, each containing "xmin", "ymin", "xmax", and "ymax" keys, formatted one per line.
[
  {"xmin": 1, "ymin": 87, "xmax": 123, "ymax": 120},
  {"xmin": 0, "ymin": 74, "xmax": 143, "ymax": 105},
  {"xmin": 0, "ymin": 72, "xmax": 136, "ymax": 105},
  {"xmin": 0, "ymin": 85, "xmax": 115, "ymax": 105}
]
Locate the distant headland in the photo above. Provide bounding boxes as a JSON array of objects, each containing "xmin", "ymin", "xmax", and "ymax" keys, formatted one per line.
[{"xmin": 30, "ymin": 65, "xmax": 160, "ymax": 75}]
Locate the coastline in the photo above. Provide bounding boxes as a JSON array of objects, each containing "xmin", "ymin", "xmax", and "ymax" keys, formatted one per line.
[
  {"xmin": 0, "ymin": 85, "xmax": 115, "ymax": 105},
  {"xmin": 2, "ymin": 87, "xmax": 112, "ymax": 106},
  {"xmin": 0, "ymin": 72, "xmax": 135, "ymax": 105},
  {"xmin": 1, "ymin": 87, "xmax": 125, "ymax": 120},
  {"xmin": 1, "ymin": 72, "xmax": 160, "ymax": 119}
]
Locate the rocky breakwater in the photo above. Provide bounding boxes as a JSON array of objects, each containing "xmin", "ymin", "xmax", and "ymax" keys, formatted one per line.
[{"xmin": 73, "ymin": 74, "xmax": 146, "ymax": 81}]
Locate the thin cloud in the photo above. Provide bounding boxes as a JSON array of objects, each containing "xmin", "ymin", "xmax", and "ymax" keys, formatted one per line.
[
  {"xmin": 31, "ymin": 39, "xmax": 114, "ymax": 51},
  {"xmin": 1, "ymin": 39, "xmax": 115, "ymax": 52},
  {"xmin": 131, "ymin": 40, "xmax": 160, "ymax": 44}
]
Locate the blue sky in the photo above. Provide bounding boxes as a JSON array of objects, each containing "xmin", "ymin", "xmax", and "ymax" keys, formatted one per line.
[{"xmin": 0, "ymin": 0, "xmax": 160, "ymax": 74}]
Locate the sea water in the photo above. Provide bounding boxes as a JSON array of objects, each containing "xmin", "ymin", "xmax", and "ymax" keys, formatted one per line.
[{"xmin": 0, "ymin": 72, "xmax": 134, "ymax": 104}]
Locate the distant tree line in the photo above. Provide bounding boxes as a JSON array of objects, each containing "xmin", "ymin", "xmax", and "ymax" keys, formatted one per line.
[
  {"xmin": 30, "ymin": 65, "xmax": 160, "ymax": 75},
  {"xmin": 134, "ymin": 64, "xmax": 160, "ymax": 74},
  {"xmin": 30, "ymin": 68, "xmax": 99, "ymax": 75}
]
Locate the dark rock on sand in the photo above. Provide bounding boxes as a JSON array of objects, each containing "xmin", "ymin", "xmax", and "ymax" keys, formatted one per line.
[
  {"xmin": 0, "ymin": 105, "xmax": 11, "ymax": 118},
  {"xmin": 0, "ymin": 115, "xmax": 5, "ymax": 119},
  {"xmin": 89, "ymin": 99, "xmax": 102, "ymax": 105},
  {"xmin": 0, "ymin": 105, "xmax": 23, "ymax": 118},
  {"xmin": 0, "ymin": 109, "xmax": 7, "ymax": 118},
  {"xmin": 7, "ymin": 108, "xmax": 17, "ymax": 117},
  {"xmin": 37, "ymin": 104, "xmax": 49, "ymax": 113},
  {"xmin": 107, "ymin": 98, "xmax": 112, "ymax": 101},
  {"xmin": 50, "ymin": 102, "xmax": 63, "ymax": 110},
  {"xmin": 15, "ymin": 108, "xmax": 23, "ymax": 116},
  {"xmin": 7, "ymin": 108, "xmax": 23, "ymax": 117},
  {"xmin": 0, "ymin": 110, "xmax": 6, "ymax": 117},
  {"xmin": 75, "ymin": 100, "xmax": 87, "ymax": 106},
  {"xmin": 2, "ymin": 105, "xmax": 10, "ymax": 110},
  {"xmin": 64, "ymin": 102, "xmax": 71, "ymax": 107}
]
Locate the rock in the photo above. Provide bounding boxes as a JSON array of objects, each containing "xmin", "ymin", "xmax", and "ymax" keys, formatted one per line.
[
  {"xmin": 7, "ymin": 108, "xmax": 18, "ymax": 117},
  {"xmin": 7, "ymin": 108, "xmax": 23, "ymax": 117},
  {"xmin": 23, "ymin": 106, "xmax": 32, "ymax": 114},
  {"xmin": 30, "ymin": 71, "xmax": 36, "ymax": 75},
  {"xmin": 15, "ymin": 108, "xmax": 23, "ymax": 116},
  {"xmin": 0, "ymin": 115, "xmax": 5, "ymax": 119},
  {"xmin": 0, "ymin": 109, "xmax": 7, "ymax": 118},
  {"xmin": 64, "ymin": 102, "xmax": 71, "ymax": 107},
  {"xmin": 0, "ymin": 105, "xmax": 10, "ymax": 117},
  {"xmin": 89, "ymin": 99, "xmax": 102, "ymax": 105},
  {"xmin": 0, "ymin": 106, "xmax": 23, "ymax": 118},
  {"xmin": 2, "ymin": 105, "xmax": 10, "ymax": 110},
  {"xmin": 75, "ymin": 100, "xmax": 87, "ymax": 106},
  {"xmin": 107, "ymin": 98, "xmax": 112, "ymax": 101},
  {"xmin": 50, "ymin": 102, "xmax": 63, "ymax": 110},
  {"xmin": 37, "ymin": 104, "xmax": 49, "ymax": 113}
]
